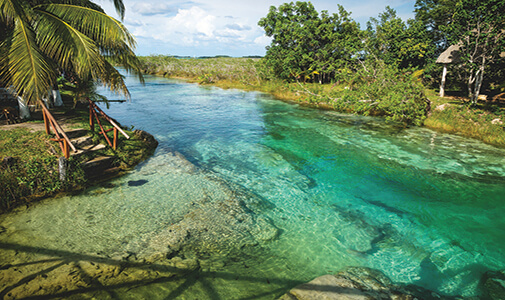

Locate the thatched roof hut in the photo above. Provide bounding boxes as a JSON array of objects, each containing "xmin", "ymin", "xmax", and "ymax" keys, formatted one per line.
[
  {"xmin": 436, "ymin": 42, "xmax": 504, "ymax": 97},
  {"xmin": 436, "ymin": 44, "xmax": 462, "ymax": 64}
]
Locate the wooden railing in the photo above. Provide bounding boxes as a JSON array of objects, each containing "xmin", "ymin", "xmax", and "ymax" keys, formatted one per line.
[
  {"xmin": 40, "ymin": 101, "xmax": 76, "ymax": 159},
  {"xmin": 88, "ymin": 98, "xmax": 129, "ymax": 149}
]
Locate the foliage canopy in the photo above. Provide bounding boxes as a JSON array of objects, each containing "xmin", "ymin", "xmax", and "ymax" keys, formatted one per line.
[
  {"xmin": 258, "ymin": 1, "xmax": 362, "ymax": 83},
  {"xmin": 0, "ymin": 0, "xmax": 143, "ymax": 104}
]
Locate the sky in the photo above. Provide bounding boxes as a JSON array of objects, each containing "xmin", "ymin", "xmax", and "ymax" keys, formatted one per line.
[{"xmin": 99, "ymin": 0, "xmax": 417, "ymax": 57}]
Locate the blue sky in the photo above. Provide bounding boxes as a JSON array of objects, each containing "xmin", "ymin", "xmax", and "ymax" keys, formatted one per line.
[{"xmin": 100, "ymin": 0, "xmax": 417, "ymax": 57}]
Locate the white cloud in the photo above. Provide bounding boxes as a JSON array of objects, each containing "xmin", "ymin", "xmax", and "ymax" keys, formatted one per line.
[
  {"xmin": 254, "ymin": 35, "xmax": 271, "ymax": 47},
  {"xmin": 131, "ymin": 3, "xmax": 173, "ymax": 16},
  {"xmin": 170, "ymin": 6, "xmax": 215, "ymax": 38},
  {"xmin": 99, "ymin": 0, "xmax": 416, "ymax": 56}
]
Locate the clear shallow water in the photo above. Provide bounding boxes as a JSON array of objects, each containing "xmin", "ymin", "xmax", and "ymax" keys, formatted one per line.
[{"xmin": 2, "ymin": 73, "xmax": 505, "ymax": 298}]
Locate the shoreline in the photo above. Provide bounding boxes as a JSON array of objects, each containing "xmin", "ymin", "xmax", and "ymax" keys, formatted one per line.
[
  {"xmin": 143, "ymin": 69, "xmax": 505, "ymax": 149},
  {"xmin": 2, "ymin": 75, "xmax": 504, "ymax": 299},
  {"xmin": 0, "ymin": 106, "xmax": 158, "ymax": 214}
]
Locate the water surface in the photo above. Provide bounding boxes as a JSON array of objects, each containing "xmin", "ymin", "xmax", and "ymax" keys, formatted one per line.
[{"xmin": 1, "ymin": 73, "xmax": 505, "ymax": 298}]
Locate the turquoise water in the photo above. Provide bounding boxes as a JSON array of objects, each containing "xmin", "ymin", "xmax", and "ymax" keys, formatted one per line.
[{"xmin": 2, "ymin": 73, "xmax": 505, "ymax": 298}]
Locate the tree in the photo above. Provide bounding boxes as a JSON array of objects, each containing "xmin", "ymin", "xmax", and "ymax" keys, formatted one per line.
[
  {"xmin": 0, "ymin": 0, "xmax": 142, "ymax": 105},
  {"xmin": 443, "ymin": 0, "xmax": 505, "ymax": 104},
  {"xmin": 414, "ymin": 0, "xmax": 457, "ymax": 52},
  {"xmin": 366, "ymin": 6, "xmax": 433, "ymax": 69},
  {"xmin": 258, "ymin": 1, "xmax": 362, "ymax": 83}
]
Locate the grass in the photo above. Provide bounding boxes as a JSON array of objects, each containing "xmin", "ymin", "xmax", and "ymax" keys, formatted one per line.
[
  {"xmin": 139, "ymin": 55, "xmax": 505, "ymax": 147},
  {"xmin": 424, "ymin": 90, "xmax": 505, "ymax": 146},
  {"xmin": 140, "ymin": 56, "xmax": 264, "ymax": 85},
  {"xmin": 0, "ymin": 97, "xmax": 157, "ymax": 213},
  {"xmin": 0, "ymin": 128, "xmax": 86, "ymax": 211}
]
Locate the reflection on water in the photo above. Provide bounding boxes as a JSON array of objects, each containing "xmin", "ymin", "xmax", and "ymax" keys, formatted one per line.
[{"xmin": 1, "ymin": 73, "xmax": 505, "ymax": 298}]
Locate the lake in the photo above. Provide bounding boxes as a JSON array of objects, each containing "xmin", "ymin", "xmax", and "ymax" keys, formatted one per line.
[{"xmin": 1, "ymin": 72, "xmax": 504, "ymax": 299}]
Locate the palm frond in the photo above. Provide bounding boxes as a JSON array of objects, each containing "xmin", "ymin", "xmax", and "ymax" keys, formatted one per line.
[
  {"xmin": 111, "ymin": 0, "xmax": 124, "ymax": 20},
  {"xmin": 101, "ymin": 59, "xmax": 130, "ymax": 98},
  {"xmin": 36, "ymin": 8, "xmax": 107, "ymax": 83},
  {"xmin": 0, "ymin": 0, "xmax": 54, "ymax": 103},
  {"xmin": 39, "ymin": 4, "xmax": 135, "ymax": 50},
  {"xmin": 105, "ymin": 48, "xmax": 144, "ymax": 84},
  {"xmin": 40, "ymin": 3, "xmax": 144, "ymax": 84}
]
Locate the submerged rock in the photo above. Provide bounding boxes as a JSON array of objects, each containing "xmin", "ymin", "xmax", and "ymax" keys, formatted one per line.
[
  {"xmin": 279, "ymin": 267, "xmax": 449, "ymax": 300},
  {"xmin": 140, "ymin": 176, "xmax": 279, "ymax": 262},
  {"xmin": 481, "ymin": 270, "xmax": 505, "ymax": 300},
  {"xmin": 330, "ymin": 205, "xmax": 390, "ymax": 255},
  {"xmin": 0, "ymin": 150, "xmax": 278, "ymax": 299}
]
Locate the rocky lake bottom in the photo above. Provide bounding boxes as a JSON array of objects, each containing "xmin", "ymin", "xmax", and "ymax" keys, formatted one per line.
[{"xmin": 1, "ymin": 74, "xmax": 505, "ymax": 299}]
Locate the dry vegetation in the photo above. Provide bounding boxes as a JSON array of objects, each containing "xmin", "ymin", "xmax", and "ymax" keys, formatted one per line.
[{"xmin": 140, "ymin": 56, "xmax": 505, "ymax": 147}]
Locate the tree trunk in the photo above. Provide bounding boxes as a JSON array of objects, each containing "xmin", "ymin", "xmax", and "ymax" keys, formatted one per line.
[
  {"xmin": 17, "ymin": 96, "xmax": 31, "ymax": 119},
  {"xmin": 472, "ymin": 58, "xmax": 486, "ymax": 105},
  {"xmin": 439, "ymin": 65, "xmax": 447, "ymax": 97},
  {"xmin": 468, "ymin": 70, "xmax": 477, "ymax": 105},
  {"xmin": 52, "ymin": 89, "xmax": 63, "ymax": 107}
]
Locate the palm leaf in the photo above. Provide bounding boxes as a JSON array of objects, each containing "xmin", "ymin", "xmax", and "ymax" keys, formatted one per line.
[
  {"xmin": 111, "ymin": 0, "xmax": 125, "ymax": 20},
  {"xmin": 0, "ymin": 0, "xmax": 54, "ymax": 103},
  {"xmin": 101, "ymin": 59, "xmax": 129, "ymax": 97},
  {"xmin": 39, "ymin": 3, "xmax": 143, "ymax": 84},
  {"xmin": 35, "ymin": 7, "xmax": 107, "ymax": 81},
  {"xmin": 39, "ymin": 4, "xmax": 135, "ymax": 51}
]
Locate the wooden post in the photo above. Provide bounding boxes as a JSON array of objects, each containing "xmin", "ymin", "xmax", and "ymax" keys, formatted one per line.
[
  {"xmin": 43, "ymin": 109, "xmax": 50, "ymax": 134},
  {"xmin": 59, "ymin": 156, "xmax": 68, "ymax": 182},
  {"xmin": 89, "ymin": 103, "xmax": 95, "ymax": 132},
  {"xmin": 63, "ymin": 139, "xmax": 70, "ymax": 159},
  {"xmin": 95, "ymin": 114, "xmax": 112, "ymax": 147},
  {"xmin": 439, "ymin": 64, "xmax": 447, "ymax": 97},
  {"xmin": 113, "ymin": 127, "xmax": 118, "ymax": 150}
]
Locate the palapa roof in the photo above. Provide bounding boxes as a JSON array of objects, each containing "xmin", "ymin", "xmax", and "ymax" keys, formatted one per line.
[
  {"xmin": 436, "ymin": 44, "xmax": 462, "ymax": 64},
  {"xmin": 437, "ymin": 41, "xmax": 505, "ymax": 64}
]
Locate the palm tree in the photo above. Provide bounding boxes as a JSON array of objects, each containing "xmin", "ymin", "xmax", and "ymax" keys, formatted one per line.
[{"xmin": 0, "ymin": 0, "xmax": 142, "ymax": 105}]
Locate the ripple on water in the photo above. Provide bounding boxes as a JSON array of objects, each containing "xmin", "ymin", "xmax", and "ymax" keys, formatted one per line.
[{"xmin": 1, "ymin": 74, "xmax": 505, "ymax": 299}]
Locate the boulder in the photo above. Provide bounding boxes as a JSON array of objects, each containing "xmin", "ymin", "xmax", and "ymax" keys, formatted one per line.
[
  {"xmin": 279, "ymin": 267, "xmax": 447, "ymax": 300},
  {"xmin": 134, "ymin": 129, "xmax": 158, "ymax": 150}
]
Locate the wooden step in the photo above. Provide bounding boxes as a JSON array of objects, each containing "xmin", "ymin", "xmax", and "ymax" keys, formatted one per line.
[
  {"xmin": 82, "ymin": 156, "xmax": 115, "ymax": 178},
  {"xmin": 65, "ymin": 129, "xmax": 89, "ymax": 139},
  {"xmin": 71, "ymin": 143, "xmax": 106, "ymax": 156},
  {"xmin": 82, "ymin": 155, "xmax": 114, "ymax": 169},
  {"xmin": 71, "ymin": 136, "xmax": 94, "ymax": 148}
]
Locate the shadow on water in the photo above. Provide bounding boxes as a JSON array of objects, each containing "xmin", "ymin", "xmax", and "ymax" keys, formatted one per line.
[
  {"xmin": 0, "ymin": 242, "xmax": 382, "ymax": 300},
  {"xmin": 127, "ymin": 179, "xmax": 148, "ymax": 187},
  {"xmin": 414, "ymin": 256, "xmax": 491, "ymax": 297}
]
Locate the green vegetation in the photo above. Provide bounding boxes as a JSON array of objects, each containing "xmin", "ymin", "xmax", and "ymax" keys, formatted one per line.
[
  {"xmin": 139, "ymin": 0, "xmax": 505, "ymax": 145},
  {"xmin": 416, "ymin": 0, "xmax": 505, "ymax": 104},
  {"xmin": 139, "ymin": 56, "xmax": 264, "ymax": 86},
  {"xmin": 0, "ymin": 102, "xmax": 157, "ymax": 213},
  {"xmin": 425, "ymin": 91, "xmax": 505, "ymax": 146},
  {"xmin": 0, "ymin": 0, "xmax": 142, "ymax": 105},
  {"xmin": 257, "ymin": 2, "xmax": 362, "ymax": 83},
  {"xmin": 0, "ymin": 128, "xmax": 85, "ymax": 211},
  {"xmin": 366, "ymin": 6, "xmax": 433, "ymax": 70}
]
